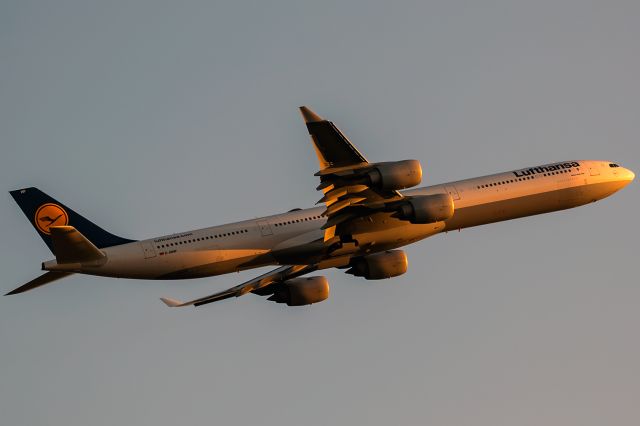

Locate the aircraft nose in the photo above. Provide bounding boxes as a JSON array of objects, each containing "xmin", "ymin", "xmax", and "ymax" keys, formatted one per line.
[{"xmin": 624, "ymin": 168, "xmax": 635, "ymax": 182}]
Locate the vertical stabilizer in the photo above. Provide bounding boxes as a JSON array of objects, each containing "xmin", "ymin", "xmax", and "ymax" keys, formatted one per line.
[{"xmin": 10, "ymin": 187, "xmax": 135, "ymax": 252}]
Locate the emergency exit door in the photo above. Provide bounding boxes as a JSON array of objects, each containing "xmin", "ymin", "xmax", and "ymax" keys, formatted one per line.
[
  {"xmin": 444, "ymin": 185, "xmax": 460, "ymax": 200},
  {"xmin": 140, "ymin": 240, "xmax": 157, "ymax": 259},
  {"xmin": 258, "ymin": 221, "xmax": 273, "ymax": 236}
]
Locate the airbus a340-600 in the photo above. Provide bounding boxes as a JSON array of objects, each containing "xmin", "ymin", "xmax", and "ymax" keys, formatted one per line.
[{"xmin": 7, "ymin": 107, "xmax": 635, "ymax": 307}]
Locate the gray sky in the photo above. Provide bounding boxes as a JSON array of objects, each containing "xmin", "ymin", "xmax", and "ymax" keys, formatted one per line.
[{"xmin": 1, "ymin": 1, "xmax": 638, "ymax": 425}]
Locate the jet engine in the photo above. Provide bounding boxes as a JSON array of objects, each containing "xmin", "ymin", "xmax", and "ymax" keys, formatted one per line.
[
  {"xmin": 265, "ymin": 276, "xmax": 330, "ymax": 306},
  {"xmin": 366, "ymin": 160, "xmax": 422, "ymax": 190},
  {"xmin": 346, "ymin": 250, "xmax": 408, "ymax": 280},
  {"xmin": 394, "ymin": 193, "xmax": 454, "ymax": 224}
]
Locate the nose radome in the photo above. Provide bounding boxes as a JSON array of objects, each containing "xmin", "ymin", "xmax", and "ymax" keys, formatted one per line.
[{"xmin": 621, "ymin": 167, "xmax": 635, "ymax": 182}]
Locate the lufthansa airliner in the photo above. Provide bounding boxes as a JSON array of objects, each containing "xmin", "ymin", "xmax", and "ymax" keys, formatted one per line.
[{"xmin": 7, "ymin": 107, "xmax": 634, "ymax": 307}]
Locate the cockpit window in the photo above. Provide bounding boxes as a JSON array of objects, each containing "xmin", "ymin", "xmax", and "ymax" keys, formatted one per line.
[{"xmin": 609, "ymin": 163, "xmax": 620, "ymax": 168}]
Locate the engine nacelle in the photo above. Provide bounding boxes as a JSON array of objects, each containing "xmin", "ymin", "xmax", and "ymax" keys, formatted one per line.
[
  {"xmin": 266, "ymin": 276, "xmax": 330, "ymax": 306},
  {"xmin": 346, "ymin": 250, "xmax": 408, "ymax": 280},
  {"xmin": 396, "ymin": 193, "xmax": 454, "ymax": 224},
  {"xmin": 367, "ymin": 159, "xmax": 422, "ymax": 190}
]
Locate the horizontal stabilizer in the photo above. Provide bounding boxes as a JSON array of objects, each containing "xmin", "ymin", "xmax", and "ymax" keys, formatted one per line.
[
  {"xmin": 5, "ymin": 271, "xmax": 73, "ymax": 296},
  {"xmin": 50, "ymin": 226, "xmax": 106, "ymax": 264}
]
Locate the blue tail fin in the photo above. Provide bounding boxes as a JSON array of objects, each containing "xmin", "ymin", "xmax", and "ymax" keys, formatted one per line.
[{"xmin": 10, "ymin": 187, "xmax": 135, "ymax": 252}]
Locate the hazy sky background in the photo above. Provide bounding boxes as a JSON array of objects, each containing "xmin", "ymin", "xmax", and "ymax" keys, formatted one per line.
[{"xmin": 1, "ymin": 1, "xmax": 638, "ymax": 425}]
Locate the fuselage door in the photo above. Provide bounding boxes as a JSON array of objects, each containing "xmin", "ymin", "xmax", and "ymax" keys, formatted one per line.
[
  {"xmin": 140, "ymin": 240, "xmax": 157, "ymax": 259},
  {"xmin": 589, "ymin": 167, "xmax": 600, "ymax": 176},
  {"xmin": 258, "ymin": 221, "xmax": 273, "ymax": 237},
  {"xmin": 444, "ymin": 185, "xmax": 461, "ymax": 201}
]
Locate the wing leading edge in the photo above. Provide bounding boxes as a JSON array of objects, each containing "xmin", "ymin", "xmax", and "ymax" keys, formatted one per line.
[{"xmin": 160, "ymin": 264, "xmax": 316, "ymax": 307}]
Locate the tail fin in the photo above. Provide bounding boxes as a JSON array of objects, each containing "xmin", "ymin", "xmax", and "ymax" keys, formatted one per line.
[{"xmin": 10, "ymin": 187, "xmax": 135, "ymax": 253}]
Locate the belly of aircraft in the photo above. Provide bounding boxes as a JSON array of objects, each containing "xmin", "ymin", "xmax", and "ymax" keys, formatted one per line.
[
  {"xmin": 83, "ymin": 248, "xmax": 275, "ymax": 280},
  {"xmin": 445, "ymin": 180, "xmax": 623, "ymax": 230}
]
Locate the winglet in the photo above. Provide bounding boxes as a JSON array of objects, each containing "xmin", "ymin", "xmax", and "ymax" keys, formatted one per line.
[
  {"xmin": 160, "ymin": 297, "xmax": 185, "ymax": 307},
  {"xmin": 299, "ymin": 106, "xmax": 324, "ymax": 123}
]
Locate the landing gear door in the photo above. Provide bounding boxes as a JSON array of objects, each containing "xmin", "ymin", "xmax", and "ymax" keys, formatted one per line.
[{"xmin": 444, "ymin": 185, "xmax": 461, "ymax": 201}]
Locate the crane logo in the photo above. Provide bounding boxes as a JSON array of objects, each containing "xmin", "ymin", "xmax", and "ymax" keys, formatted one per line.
[{"xmin": 35, "ymin": 203, "xmax": 69, "ymax": 234}]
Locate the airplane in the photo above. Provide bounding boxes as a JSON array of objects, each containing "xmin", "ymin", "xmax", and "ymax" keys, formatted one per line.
[{"xmin": 6, "ymin": 106, "xmax": 635, "ymax": 307}]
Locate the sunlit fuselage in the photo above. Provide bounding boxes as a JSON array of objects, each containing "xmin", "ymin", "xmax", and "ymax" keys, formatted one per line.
[{"xmin": 43, "ymin": 160, "xmax": 634, "ymax": 279}]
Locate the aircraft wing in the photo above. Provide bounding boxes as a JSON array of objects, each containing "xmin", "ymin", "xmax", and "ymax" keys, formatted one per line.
[
  {"xmin": 299, "ymin": 106, "xmax": 405, "ymax": 241},
  {"xmin": 160, "ymin": 264, "xmax": 316, "ymax": 307}
]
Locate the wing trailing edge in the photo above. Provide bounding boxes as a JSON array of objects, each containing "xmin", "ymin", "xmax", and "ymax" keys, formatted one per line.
[{"xmin": 159, "ymin": 265, "xmax": 316, "ymax": 308}]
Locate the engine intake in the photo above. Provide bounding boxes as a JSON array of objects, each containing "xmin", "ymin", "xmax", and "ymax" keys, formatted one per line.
[
  {"xmin": 266, "ymin": 276, "xmax": 330, "ymax": 306},
  {"xmin": 395, "ymin": 193, "xmax": 454, "ymax": 224},
  {"xmin": 346, "ymin": 250, "xmax": 408, "ymax": 280},
  {"xmin": 367, "ymin": 160, "xmax": 422, "ymax": 190}
]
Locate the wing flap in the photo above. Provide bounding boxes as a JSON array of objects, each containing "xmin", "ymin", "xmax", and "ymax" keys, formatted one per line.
[
  {"xmin": 317, "ymin": 185, "xmax": 368, "ymax": 205},
  {"xmin": 322, "ymin": 197, "xmax": 367, "ymax": 217}
]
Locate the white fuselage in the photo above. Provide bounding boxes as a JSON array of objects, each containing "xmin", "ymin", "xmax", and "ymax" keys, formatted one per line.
[{"xmin": 43, "ymin": 160, "xmax": 634, "ymax": 279}]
